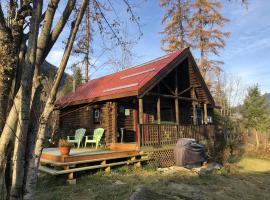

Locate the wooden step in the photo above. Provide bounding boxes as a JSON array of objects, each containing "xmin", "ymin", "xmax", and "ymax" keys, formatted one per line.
[{"xmin": 39, "ymin": 157, "xmax": 149, "ymax": 175}]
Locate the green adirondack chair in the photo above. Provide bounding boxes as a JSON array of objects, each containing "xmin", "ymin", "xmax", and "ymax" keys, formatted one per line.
[
  {"xmin": 67, "ymin": 128, "xmax": 86, "ymax": 148},
  {"xmin": 84, "ymin": 128, "xmax": 104, "ymax": 149}
]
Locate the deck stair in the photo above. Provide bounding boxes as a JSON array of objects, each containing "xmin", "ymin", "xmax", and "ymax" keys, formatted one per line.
[{"xmin": 39, "ymin": 149, "xmax": 149, "ymax": 177}]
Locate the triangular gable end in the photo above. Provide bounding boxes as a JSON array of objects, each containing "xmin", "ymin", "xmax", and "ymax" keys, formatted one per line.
[{"xmin": 138, "ymin": 48, "xmax": 215, "ymax": 107}]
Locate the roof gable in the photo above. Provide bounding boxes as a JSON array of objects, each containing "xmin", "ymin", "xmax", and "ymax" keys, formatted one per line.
[{"xmin": 55, "ymin": 47, "xmax": 215, "ymax": 107}]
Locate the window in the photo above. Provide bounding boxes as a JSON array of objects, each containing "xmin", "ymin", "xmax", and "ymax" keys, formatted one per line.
[
  {"xmin": 119, "ymin": 106, "xmax": 125, "ymax": 113},
  {"xmin": 94, "ymin": 108, "xmax": 101, "ymax": 124}
]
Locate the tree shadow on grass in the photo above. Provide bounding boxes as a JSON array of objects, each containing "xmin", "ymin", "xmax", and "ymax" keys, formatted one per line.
[{"xmin": 36, "ymin": 162, "xmax": 270, "ymax": 200}]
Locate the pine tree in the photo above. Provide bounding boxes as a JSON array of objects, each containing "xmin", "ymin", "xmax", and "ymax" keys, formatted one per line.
[
  {"xmin": 241, "ymin": 85, "xmax": 270, "ymax": 149},
  {"xmin": 72, "ymin": 65, "xmax": 83, "ymax": 90},
  {"xmin": 189, "ymin": 0, "xmax": 230, "ymax": 79},
  {"xmin": 160, "ymin": 0, "xmax": 192, "ymax": 52}
]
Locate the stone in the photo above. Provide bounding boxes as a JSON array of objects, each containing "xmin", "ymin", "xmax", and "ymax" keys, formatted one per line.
[
  {"xmin": 67, "ymin": 179, "xmax": 76, "ymax": 185},
  {"xmin": 114, "ymin": 180, "xmax": 126, "ymax": 185}
]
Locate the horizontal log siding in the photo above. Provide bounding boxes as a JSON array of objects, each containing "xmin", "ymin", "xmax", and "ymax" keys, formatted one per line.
[
  {"xmin": 59, "ymin": 105, "xmax": 93, "ymax": 136},
  {"xmin": 59, "ymin": 104, "xmax": 109, "ymax": 144},
  {"xmin": 117, "ymin": 104, "xmax": 136, "ymax": 142}
]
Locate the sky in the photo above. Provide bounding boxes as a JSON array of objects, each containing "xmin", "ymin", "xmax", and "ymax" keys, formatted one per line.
[{"xmin": 47, "ymin": 0, "xmax": 270, "ymax": 94}]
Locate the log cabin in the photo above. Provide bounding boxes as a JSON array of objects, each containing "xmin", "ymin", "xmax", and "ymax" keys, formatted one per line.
[{"xmin": 55, "ymin": 47, "xmax": 216, "ymax": 153}]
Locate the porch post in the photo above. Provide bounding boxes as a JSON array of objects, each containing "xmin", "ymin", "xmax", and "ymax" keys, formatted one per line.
[
  {"xmin": 139, "ymin": 98, "xmax": 144, "ymax": 124},
  {"xmin": 157, "ymin": 97, "xmax": 161, "ymax": 124},
  {"xmin": 175, "ymin": 67, "xmax": 180, "ymax": 124},
  {"xmin": 138, "ymin": 98, "xmax": 143, "ymax": 147},
  {"xmin": 204, "ymin": 103, "xmax": 208, "ymax": 124},
  {"xmin": 191, "ymin": 87, "xmax": 196, "ymax": 125}
]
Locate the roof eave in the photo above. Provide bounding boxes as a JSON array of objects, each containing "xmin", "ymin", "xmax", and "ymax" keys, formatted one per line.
[{"xmin": 55, "ymin": 90, "xmax": 139, "ymax": 109}]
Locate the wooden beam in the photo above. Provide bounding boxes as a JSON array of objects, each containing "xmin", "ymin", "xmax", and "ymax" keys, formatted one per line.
[
  {"xmin": 161, "ymin": 80, "xmax": 175, "ymax": 95},
  {"xmin": 178, "ymin": 86, "xmax": 192, "ymax": 96},
  {"xmin": 204, "ymin": 103, "xmax": 208, "ymax": 125},
  {"xmin": 157, "ymin": 97, "xmax": 161, "ymax": 124},
  {"xmin": 147, "ymin": 92, "xmax": 203, "ymax": 102},
  {"xmin": 139, "ymin": 98, "xmax": 144, "ymax": 124},
  {"xmin": 175, "ymin": 67, "xmax": 180, "ymax": 124},
  {"xmin": 138, "ymin": 49, "xmax": 189, "ymax": 97}
]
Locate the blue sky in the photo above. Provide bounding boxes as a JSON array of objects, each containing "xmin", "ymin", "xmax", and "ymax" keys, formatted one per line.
[{"xmin": 47, "ymin": 0, "xmax": 270, "ymax": 94}]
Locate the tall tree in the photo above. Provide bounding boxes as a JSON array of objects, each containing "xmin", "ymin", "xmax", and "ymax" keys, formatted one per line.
[
  {"xmin": 160, "ymin": 0, "xmax": 192, "ymax": 52},
  {"xmin": 241, "ymin": 85, "xmax": 270, "ymax": 149},
  {"xmin": 72, "ymin": 65, "xmax": 83, "ymax": 90},
  {"xmin": 189, "ymin": 0, "xmax": 229, "ymax": 79},
  {"xmin": 73, "ymin": 1, "xmax": 93, "ymax": 82},
  {"xmin": 0, "ymin": 1, "xmax": 141, "ymax": 199}
]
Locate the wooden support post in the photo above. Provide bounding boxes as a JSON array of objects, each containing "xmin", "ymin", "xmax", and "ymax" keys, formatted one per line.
[
  {"xmin": 64, "ymin": 166, "xmax": 76, "ymax": 185},
  {"xmin": 138, "ymin": 98, "xmax": 143, "ymax": 147},
  {"xmin": 175, "ymin": 67, "xmax": 180, "ymax": 124},
  {"xmin": 135, "ymin": 161, "xmax": 141, "ymax": 168},
  {"xmin": 204, "ymin": 103, "xmax": 208, "ymax": 124},
  {"xmin": 139, "ymin": 98, "xmax": 144, "ymax": 124},
  {"xmin": 175, "ymin": 98, "xmax": 179, "ymax": 124},
  {"xmin": 101, "ymin": 160, "xmax": 106, "ymax": 165},
  {"xmin": 191, "ymin": 87, "xmax": 196, "ymax": 125},
  {"xmin": 105, "ymin": 166, "xmax": 111, "ymax": 173},
  {"xmin": 157, "ymin": 97, "xmax": 161, "ymax": 124}
]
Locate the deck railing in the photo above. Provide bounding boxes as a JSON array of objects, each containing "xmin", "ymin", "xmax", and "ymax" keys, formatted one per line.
[{"xmin": 138, "ymin": 124, "xmax": 215, "ymax": 148}]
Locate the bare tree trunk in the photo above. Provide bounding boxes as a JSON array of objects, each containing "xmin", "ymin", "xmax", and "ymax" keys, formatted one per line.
[
  {"xmin": 255, "ymin": 129, "xmax": 260, "ymax": 150},
  {"xmin": 24, "ymin": 1, "xmax": 87, "ymax": 199},
  {"xmin": 0, "ymin": 28, "xmax": 18, "ymax": 134},
  {"xmin": 0, "ymin": 100, "xmax": 19, "ymax": 169},
  {"xmin": 9, "ymin": 1, "xmax": 43, "ymax": 199},
  {"xmin": 24, "ymin": 0, "xmax": 60, "ymax": 187},
  {"xmin": 85, "ymin": 2, "xmax": 90, "ymax": 82},
  {"xmin": 0, "ymin": 0, "xmax": 75, "ymax": 171}
]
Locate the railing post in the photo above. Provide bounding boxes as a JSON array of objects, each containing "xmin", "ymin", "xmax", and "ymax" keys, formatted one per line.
[
  {"xmin": 137, "ymin": 124, "xmax": 141, "ymax": 148},
  {"xmin": 158, "ymin": 124, "xmax": 161, "ymax": 147}
]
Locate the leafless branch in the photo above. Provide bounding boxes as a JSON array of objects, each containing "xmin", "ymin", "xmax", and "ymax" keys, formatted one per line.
[
  {"xmin": 44, "ymin": 0, "xmax": 76, "ymax": 59},
  {"xmin": 0, "ymin": 3, "xmax": 7, "ymax": 30}
]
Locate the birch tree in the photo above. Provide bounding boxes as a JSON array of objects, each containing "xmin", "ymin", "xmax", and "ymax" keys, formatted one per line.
[
  {"xmin": 24, "ymin": 1, "xmax": 88, "ymax": 198},
  {"xmin": 0, "ymin": 0, "xmax": 141, "ymax": 199}
]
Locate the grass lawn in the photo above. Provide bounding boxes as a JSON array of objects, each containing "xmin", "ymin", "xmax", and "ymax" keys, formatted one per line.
[{"xmin": 36, "ymin": 157, "xmax": 270, "ymax": 200}]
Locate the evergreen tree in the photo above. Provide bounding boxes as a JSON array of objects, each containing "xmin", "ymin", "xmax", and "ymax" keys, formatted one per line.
[
  {"xmin": 189, "ymin": 0, "xmax": 230, "ymax": 79},
  {"xmin": 72, "ymin": 65, "xmax": 83, "ymax": 90},
  {"xmin": 241, "ymin": 85, "xmax": 270, "ymax": 149},
  {"xmin": 160, "ymin": 0, "xmax": 192, "ymax": 52}
]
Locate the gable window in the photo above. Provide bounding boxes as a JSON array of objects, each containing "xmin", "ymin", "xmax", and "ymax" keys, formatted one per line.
[{"xmin": 94, "ymin": 108, "xmax": 101, "ymax": 124}]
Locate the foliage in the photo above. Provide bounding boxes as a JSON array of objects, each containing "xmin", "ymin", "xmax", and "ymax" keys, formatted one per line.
[
  {"xmin": 189, "ymin": 0, "xmax": 230, "ymax": 79},
  {"xmin": 160, "ymin": 0, "xmax": 230, "ymax": 80},
  {"xmin": 241, "ymin": 85, "xmax": 270, "ymax": 133},
  {"xmin": 160, "ymin": 0, "xmax": 192, "ymax": 51},
  {"xmin": 212, "ymin": 110, "xmax": 244, "ymax": 164},
  {"xmin": 72, "ymin": 65, "xmax": 83, "ymax": 90}
]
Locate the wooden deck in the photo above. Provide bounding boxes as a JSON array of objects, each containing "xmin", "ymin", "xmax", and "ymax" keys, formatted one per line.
[
  {"xmin": 39, "ymin": 144, "xmax": 148, "ymax": 181},
  {"xmin": 41, "ymin": 148, "xmax": 139, "ymax": 163}
]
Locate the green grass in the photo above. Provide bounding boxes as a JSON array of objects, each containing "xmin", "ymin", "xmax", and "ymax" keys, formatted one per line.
[{"xmin": 36, "ymin": 157, "xmax": 270, "ymax": 200}]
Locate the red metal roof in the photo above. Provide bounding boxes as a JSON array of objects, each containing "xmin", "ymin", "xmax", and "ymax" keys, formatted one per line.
[{"xmin": 56, "ymin": 48, "xmax": 188, "ymax": 107}]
